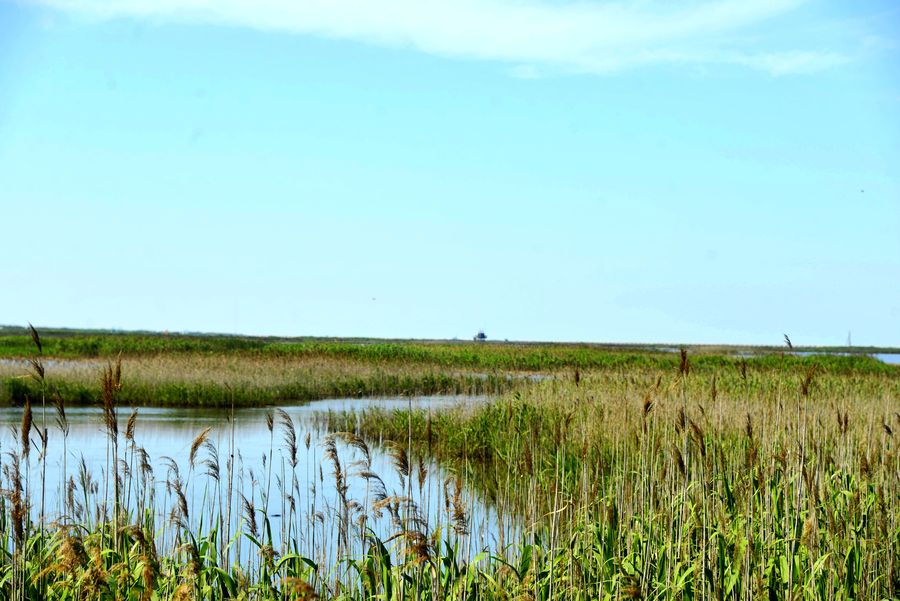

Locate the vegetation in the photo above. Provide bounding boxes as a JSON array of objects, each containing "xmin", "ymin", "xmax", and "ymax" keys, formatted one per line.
[
  {"xmin": 1, "ymin": 327, "xmax": 898, "ymax": 372},
  {"xmin": 326, "ymin": 351, "xmax": 900, "ymax": 599},
  {"xmin": 1, "ymin": 329, "xmax": 898, "ymax": 599},
  {"xmin": 1, "ymin": 327, "xmax": 897, "ymax": 408},
  {"xmin": 0, "ymin": 353, "xmax": 509, "ymax": 407}
]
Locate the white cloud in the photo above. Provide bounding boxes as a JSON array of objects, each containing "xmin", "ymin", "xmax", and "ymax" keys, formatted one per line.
[
  {"xmin": 732, "ymin": 50, "xmax": 849, "ymax": 75},
  {"xmin": 28, "ymin": 0, "xmax": 847, "ymax": 75}
]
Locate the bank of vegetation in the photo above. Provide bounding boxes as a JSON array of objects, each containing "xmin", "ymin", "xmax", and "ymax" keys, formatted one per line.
[{"xmin": 1, "ymin": 328, "xmax": 896, "ymax": 408}]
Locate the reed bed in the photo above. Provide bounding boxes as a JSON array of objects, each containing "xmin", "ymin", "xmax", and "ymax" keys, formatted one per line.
[
  {"xmin": 327, "ymin": 353, "xmax": 900, "ymax": 599},
  {"xmin": 0, "ymin": 354, "xmax": 512, "ymax": 407},
  {"xmin": 1, "ymin": 331, "xmax": 895, "ymax": 375},
  {"xmin": 1, "ymin": 330, "xmax": 898, "ymax": 599}
]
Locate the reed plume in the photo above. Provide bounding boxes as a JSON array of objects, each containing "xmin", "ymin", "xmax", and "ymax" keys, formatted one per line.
[
  {"xmin": 242, "ymin": 494, "xmax": 258, "ymax": 538},
  {"xmin": 416, "ymin": 456, "xmax": 427, "ymax": 495},
  {"xmin": 170, "ymin": 477, "xmax": 189, "ymax": 524},
  {"xmin": 2, "ymin": 453, "xmax": 25, "ymax": 547},
  {"xmin": 277, "ymin": 409, "xmax": 298, "ymax": 469},
  {"xmin": 101, "ymin": 360, "xmax": 121, "ymax": 445},
  {"xmin": 20, "ymin": 396, "xmax": 32, "ymax": 461},
  {"xmin": 387, "ymin": 442, "xmax": 410, "ymax": 485},
  {"xmin": 448, "ymin": 478, "xmax": 468, "ymax": 535},
  {"xmin": 679, "ymin": 348, "xmax": 690, "ymax": 377},
  {"xmin": 125, "ymin": 409, "xmax": 137, "ymax": 444},
  {"xmin": 28, "ymin": 357, "xmax": 45, "ymax": 383},
  {"xmin": 189, "ymin": 427, "xmax": 212, "ymax": 469},
  {"xmin": 53, "ymin": 390, "xmax": 69, "ymax": 436},
  {"xmin": 28, "ymin": 322, "xmax": 43, "ymax": 354},
  {"xmin": 202, "ymin": 439, "xmax": 221, "ymax": 482},
  {"xmin": 322, "ymin": 435, "xmax": 348, "ymax": 501},
  {"xmin": 336, "ymin": 431, "xmax": 370, "ymax": 469}
]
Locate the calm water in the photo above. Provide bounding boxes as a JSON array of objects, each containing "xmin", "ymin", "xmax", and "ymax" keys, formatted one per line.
[
  {"xmin": 874, "ymin": 353, "xmax": 900, "ymax": 365},
  {"xmin": 790, "ymin": 351, "xmax": 900, "ymax": 364},
  {"xmin": 0, "ymin": 395, "xmax": 517, "ymax": 564},
  {"xmin": 728, "ymin": 351, "xmax": 900, "ymax": 364}
]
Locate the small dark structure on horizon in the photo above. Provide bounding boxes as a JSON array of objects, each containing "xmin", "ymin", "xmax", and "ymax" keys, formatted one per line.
[{"xmin": 473, "ymin": 330, "xmax": 487, "ymax": 342}]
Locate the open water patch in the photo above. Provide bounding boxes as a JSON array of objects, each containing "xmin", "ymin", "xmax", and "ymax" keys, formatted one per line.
[{"xmin": 0, "ymin": 394, "xmax": 516, "ymax": 566}]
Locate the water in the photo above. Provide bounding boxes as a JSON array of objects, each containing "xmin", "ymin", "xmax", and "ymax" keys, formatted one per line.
[
  {"xmin": 722, "ymin": 351, "xmax": 900, "ymax": 365},
  {"xmin": 791, "ymin": 351, "xmax": 900, "ymax": 365},
  {"xmin": 0, "ymin": 395, "xmax": 517, "ymax": 566},
  {"xmin": 873, "ymin": 353, "xmax": 900, "ymax": 365},
  {"xmin": 0, "ymin": 357, "xmax": 102, "ymax": 374}
]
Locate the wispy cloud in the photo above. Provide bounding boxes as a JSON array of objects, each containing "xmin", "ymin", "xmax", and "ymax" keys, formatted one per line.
[
  {"xmin": 732, "ymin": 50, "xmax": 849, "ymax": 75},
  {"xmin": 28, "ymin": 0, "xmax": 848, "ymax": 75}
]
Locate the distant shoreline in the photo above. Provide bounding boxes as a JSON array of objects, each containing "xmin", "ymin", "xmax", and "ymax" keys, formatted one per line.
[{"xmin": 2, "ymin": 324, "xmax": 897, "ymax": 356}]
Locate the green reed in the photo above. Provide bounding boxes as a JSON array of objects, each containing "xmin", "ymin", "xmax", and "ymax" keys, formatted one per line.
[{"xmin": 326, "ymin": 357, "xmax": 900, "ymax": 599}]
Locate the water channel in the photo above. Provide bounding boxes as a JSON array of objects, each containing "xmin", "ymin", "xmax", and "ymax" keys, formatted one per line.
[{"xmin": 0, "ymin": 395, "xmax": 517, "ymax": 566}]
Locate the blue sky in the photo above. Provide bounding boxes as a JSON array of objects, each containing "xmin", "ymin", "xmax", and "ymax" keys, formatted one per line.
[{"xmin": 1, "ymin": 0, "xmax": 898, "ymax": 345}]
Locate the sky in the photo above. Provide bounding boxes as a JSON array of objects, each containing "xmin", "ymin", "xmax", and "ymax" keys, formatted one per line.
[{"xmin": 0, "ymin": 0, "xmax": 898, "ymax": 346}]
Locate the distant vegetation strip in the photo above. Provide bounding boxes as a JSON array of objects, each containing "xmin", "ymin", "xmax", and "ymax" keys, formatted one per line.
[{"xmin": 0, "ymin": 331, "xmax": 897, "ymax": 375}]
